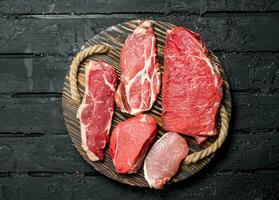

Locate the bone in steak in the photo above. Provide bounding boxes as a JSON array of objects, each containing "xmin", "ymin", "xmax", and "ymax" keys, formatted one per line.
[
  {"xmin": 115, "ymin": 20, "xmax": 161, "ymax": 115},
  {"xmin": 144, "ymin": 132, "xmax": 189, "ymax": 189},
  {"xmin": 162, "ymin": 27, "xmax": 223, "ymax": 138},
  {"xmin": 109, "ymin": 114, "xmax": 157, "ymax": 174},
  {"xmin": 77, "ymin": 60, "xmax": 117, "ymax": 161}
]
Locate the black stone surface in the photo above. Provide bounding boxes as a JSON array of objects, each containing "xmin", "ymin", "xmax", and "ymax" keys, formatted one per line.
[{"xmin": 0, "ymin": 0, "xmax": 278, "ymax": 199}]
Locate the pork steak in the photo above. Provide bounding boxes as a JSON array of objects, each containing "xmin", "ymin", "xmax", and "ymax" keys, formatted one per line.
[
  {"xmin": 144, "ymin": 132, "xmax": 189, "ymax": 189},
  {"xmin": 77, "ymin": 60, "xmax": 117, "ymax": 161},
  {"xmin": 162, "ymin": 27, "xmax": 223, "ymax": 138},
  {"xmin": 109, "ymin": 114, "xmax": 157, "ymax": 174},
  {"xmin": 115, "ymin": 20, "xmax": 161, "ymax": 115}
]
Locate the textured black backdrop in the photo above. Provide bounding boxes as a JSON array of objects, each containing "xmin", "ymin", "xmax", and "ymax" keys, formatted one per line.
[{"xmin": 0, "ymin": 0, "xmax": 279, "ymax": 199}]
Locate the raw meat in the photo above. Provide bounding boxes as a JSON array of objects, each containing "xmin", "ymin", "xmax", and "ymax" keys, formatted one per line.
[
  {"xmin": 162, "ymin": 27, "xmax": 223, "ymax": 137},
  {"xmin": 144, "ymin": 132, "xmax": 189, "ymax": 189},
  {"xmin": 77, "ymin": 60, "xmax": 117, "ymax": 161},
  {"xmin": 195, "ymin": 136, "xmax": 208, "ymax": 145},
  {"xmin": 109, "ymin": 114, "xmax": 157, "ymax": 174},
  {"xmin": 115, "ymin": 20, "xmax": 161, "ymax": 115}
]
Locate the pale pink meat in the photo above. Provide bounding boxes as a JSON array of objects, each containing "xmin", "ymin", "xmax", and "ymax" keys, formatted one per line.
[
  {"xmin": 144, "ymin": 132, "xmax": 189, "ymax": 189},
  {"xmin": 77, "ymin": 61, "xmax": 117, "ymax": 161},
  {"xmin": 109, "ymin": 114, "xmax": 157, "ymax": 174},
  {"xmin": 115, "ymin": 20, "xmax": 161, "ymax": 115},
  {"xmin": 162, "ymin": 27, "xmax": 223, "ymax": 138}
]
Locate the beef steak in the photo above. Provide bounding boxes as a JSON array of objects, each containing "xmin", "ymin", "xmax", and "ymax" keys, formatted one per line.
[
  {"xmin": 77, "ymin": 60, "xmax": 117, "ymax": 161},
  {"xmin": 109, "ymin": 114, "xmax": 157, "ymax": 174},
  {"xmin": 115, "ymin": 20, "xmax": 161, "ymax": 115},
  {"xmin": 162, "ymin": 27, "xmax": 223, "ymax": 137}
]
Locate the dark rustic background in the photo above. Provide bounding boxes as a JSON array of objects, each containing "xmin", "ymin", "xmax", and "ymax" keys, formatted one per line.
[{"xmin": 0, "ymin": 0, "xmax": 279, "ymax": 199}]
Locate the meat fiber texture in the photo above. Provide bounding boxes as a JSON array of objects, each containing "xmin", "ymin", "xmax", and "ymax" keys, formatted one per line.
[
  {"xmin": 109, "ymin": 114, "xmax": 157, "ymax": 174},
  {"xmin": 115, "ymin": 20, "xmax": 161, "ymax": 115},
  {"xmin": 77, "ymin": 61, "xmax": 117, "ymax": 161},
  {"xmin": 144, "ymin": 132, "xmax": 189, "ymax": 189},
  {"xmin": 162, "ymin": 27, "xmax": 223, "ymax": 140}
]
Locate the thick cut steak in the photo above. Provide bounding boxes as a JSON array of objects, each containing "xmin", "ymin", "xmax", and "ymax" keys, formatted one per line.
[
  {"xmin": 115, "ymin": 20, "xmax": 161, "ymax": 115},
  {"xmin": 77, "ymin": 61, "xmax": 117, "ymax": 161},
  {"xmin": 144, "ymin": 132, "xmax": 189, "ymax": 189},
  {"xmin": 109, "ymin": 114, "xmax": 157, "ymax": 174},
  {"xmin": 162, "ymin": 27, "xmax": 223, "ymax": 138}
]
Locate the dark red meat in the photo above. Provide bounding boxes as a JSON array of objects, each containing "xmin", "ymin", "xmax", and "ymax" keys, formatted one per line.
[
  {"xmin": 109, "ymin": 114, "xmax": 157, "ymax": 174},
  {"xmin": 77, "ymin": 60, "xmax": 117, "ymax": 161},
  {"xmin": 162, "ymin": 27, "xmax": 223, "ymax": 137},
  {"xmin": 115, "ymin": 20, "xmax": 161, "ymax": 115}
]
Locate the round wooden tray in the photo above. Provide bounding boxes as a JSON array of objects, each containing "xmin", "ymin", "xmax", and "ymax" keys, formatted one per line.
[{"xmin": 62, "ymin": 20, "xmax": 232, "ymax": 187}]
